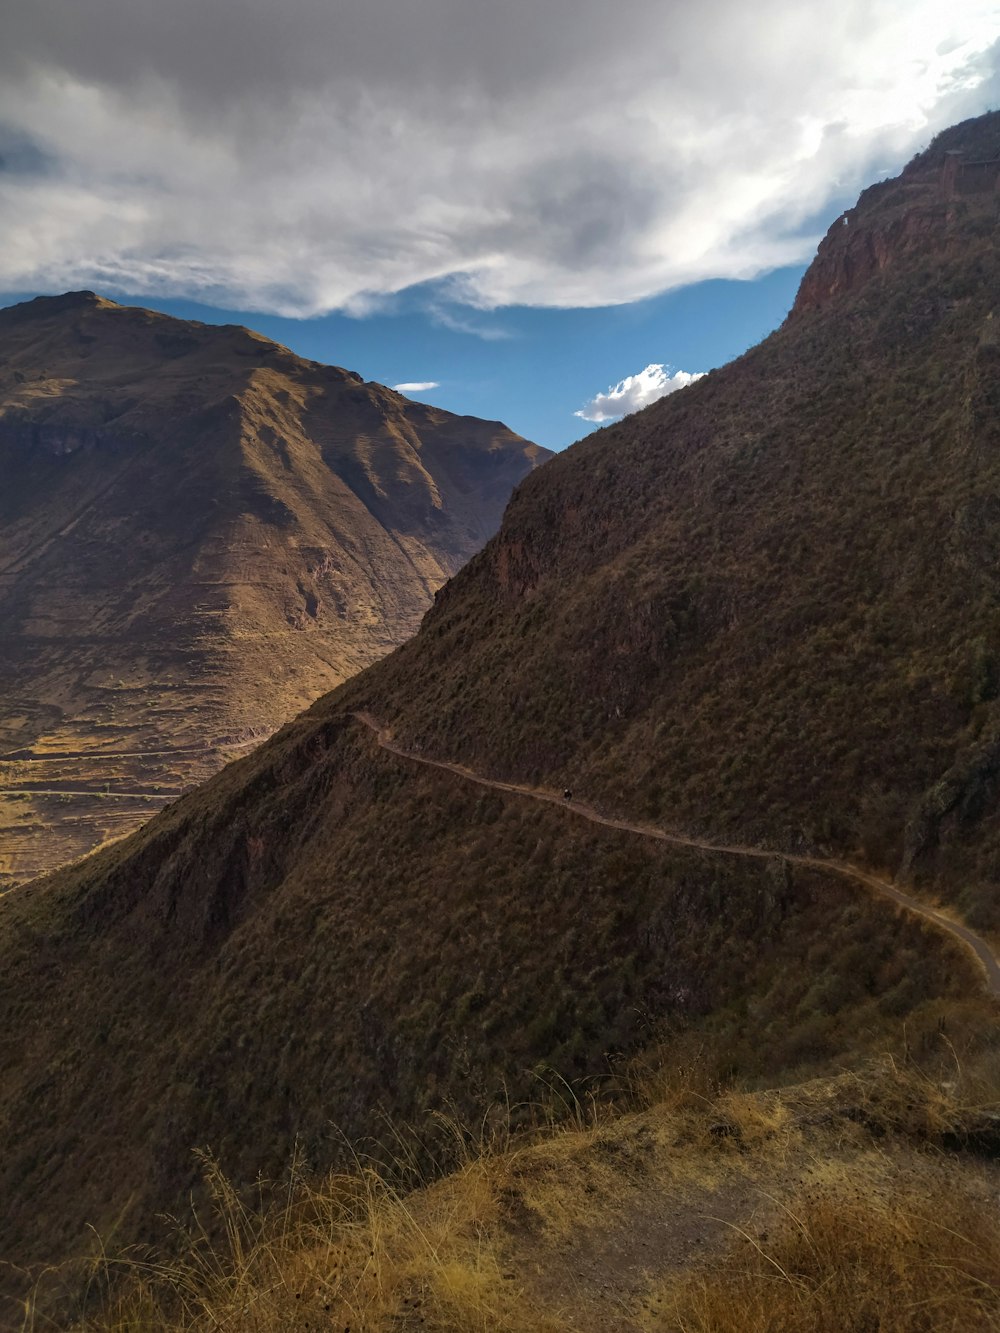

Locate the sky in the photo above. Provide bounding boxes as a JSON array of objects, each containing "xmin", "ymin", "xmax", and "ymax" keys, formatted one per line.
[{"xmin": 1, "ymin": 1, "xmax": 999, "ymax": 450}]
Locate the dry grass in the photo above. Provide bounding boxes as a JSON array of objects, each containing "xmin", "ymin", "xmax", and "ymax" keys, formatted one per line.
[
  {"xmin": 644, "ymin": 1043, "xmax": 1000, "ymax": 1332},
  {"xmin": 648, "ymin": 1154, "xmax": 1000, "ymax": 1333},
  {"xmin": 33, "ymin": 1042, "xmax": 1000, "ymax": 1333},
  {"xmin": 67, "ymin": 1145, "xmax": 572, "ymax": 1333}
]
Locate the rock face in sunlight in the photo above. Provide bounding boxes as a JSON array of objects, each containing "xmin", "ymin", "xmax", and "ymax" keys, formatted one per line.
[{"xmin": 0, "ymin": 292, "xmax": 548, "ymax": 885}]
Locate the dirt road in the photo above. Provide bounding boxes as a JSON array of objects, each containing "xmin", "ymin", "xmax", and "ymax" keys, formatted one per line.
[{"xmin": 354, "ymin": 711, "xmax": 1000, "ymax": 998}]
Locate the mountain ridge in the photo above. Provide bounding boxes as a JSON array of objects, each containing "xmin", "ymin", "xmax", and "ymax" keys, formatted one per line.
[
  {"xmin": 359, "ymin": 112, "xmax": 1000, "ymax": 930},
  {"xmin": 792, "ymin": 114, "xmax": 1000, "ymax": 316},
  {"xmin": 3, "ymin": 111, "xmax": 1000, "ymax": 1317},
  {"xmin": 0, "ymin": 292, "xmax": 548, "ymax": 885}
]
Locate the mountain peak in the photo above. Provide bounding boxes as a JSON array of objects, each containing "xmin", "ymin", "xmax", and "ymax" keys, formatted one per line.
[
  {"xmin": 791, "ymin": 109, "xmax": 1000, "ymax": 319},
  {"xmin": 0, "ymin": 290, "xmax": 119, "ymax": 323},
  {"xmin": 0, "ymin": 296, "xmax": 549, "ymax": 886},
  {"xmin": 902, "ymin": 108, "xmax": 1000, "ymax": 176}
]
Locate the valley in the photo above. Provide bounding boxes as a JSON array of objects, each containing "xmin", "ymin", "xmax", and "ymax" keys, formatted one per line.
[{"xmin": 3, "ymin": 111, "xmax": 1000, "ymax": 1332}]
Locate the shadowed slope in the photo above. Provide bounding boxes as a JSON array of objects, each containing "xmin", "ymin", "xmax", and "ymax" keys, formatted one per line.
[
  {"xmin": 363, "ymin": 111, "xmax": 1000, "ymax": 934},
  {"xmin": 354, "ymin": 711, "xmax": 1000, "ymax": 995},
  {"xmin": 0, "ymin": 709, "xmax": 975, "ymax": 1316}
]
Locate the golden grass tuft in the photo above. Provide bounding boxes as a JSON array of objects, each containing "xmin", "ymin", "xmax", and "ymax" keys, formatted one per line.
[
  {"xmin": 647, "ymin": 1153, "xmax": 1000, "ymax": 1332},
  {"xmin": 70, "ymin": 1138, "xmax": 572, "ymax": 1333},
  {"xmin": 44, "ymin": 1042, "xmax": 1000, "ymax": 1332}
]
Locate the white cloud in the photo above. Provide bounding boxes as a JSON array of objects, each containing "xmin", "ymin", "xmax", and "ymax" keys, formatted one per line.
[
  {"xmin": 0, "ymin": 2, "xmax": 997, "ymax": 315},
  {"xmin": 428, "ymin": 305, "xmax": 514, "ymax": 341},
  {"xmin": 576, "ymin": 365, "xmax": 705, "ymax": 422},
  {"xmin": 392, "ymin": 381, "xmax": 440, "ymax": 393}
]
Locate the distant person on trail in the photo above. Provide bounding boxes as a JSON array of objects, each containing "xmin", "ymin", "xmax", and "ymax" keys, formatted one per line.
[{"xmin": 563, "ymin": 788, "xmax": 572, "ymax": 801}]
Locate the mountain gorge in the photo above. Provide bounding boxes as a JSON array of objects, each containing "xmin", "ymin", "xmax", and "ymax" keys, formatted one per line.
[
  {"xmin": 0, "ymin": 294, "xmax": 546, "ymax": 886},
  {"xmin": 3, "ymin": 113, "xmax": 1000, "ymax": 1324}
]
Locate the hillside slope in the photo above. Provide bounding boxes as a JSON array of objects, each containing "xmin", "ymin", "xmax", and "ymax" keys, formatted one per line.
[
  {"xmin": 364, "ymin": 111, "xmax": 1000, "ymax": 931},
  {"xmin": 2, "ymin": 113, "xmax": 1000, "ymax": 1312},
  {"xmin": 81, "ymin": 1058, "xmax": 1000, "ymax": 1332},
  {"xmin": 0, "ymin": 293, "xmax": 547, "ymax": 885}
]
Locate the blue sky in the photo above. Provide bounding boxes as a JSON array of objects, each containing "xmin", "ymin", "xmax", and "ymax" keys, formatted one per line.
[
  {"xmin": 187, "ymin": 266, "xmax": 808, "ymax": 453},
  {"xmin": 2, "ymin": 1, "xmax": 998, "ymax": 452},
  {"xmin": 0, "ymin": 262, "xmax": 805, "ymax": 454}
]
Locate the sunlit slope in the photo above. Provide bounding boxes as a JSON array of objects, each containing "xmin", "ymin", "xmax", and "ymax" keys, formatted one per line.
[{"xmin": 0, "ymin": 292, "xmax": 547, "ymax": 884}]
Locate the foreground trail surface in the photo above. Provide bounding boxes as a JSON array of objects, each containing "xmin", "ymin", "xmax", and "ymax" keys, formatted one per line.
[{"xmin": 355, "ymin": 712, "xmax": 1000, "ymax": 998}]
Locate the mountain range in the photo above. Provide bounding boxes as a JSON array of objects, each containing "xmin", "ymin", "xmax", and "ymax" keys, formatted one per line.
[
  {"xmin": 3, "ymin": 111, "xmax": 1000, "ymax": 1324},
  {"xmin": 0, "ymin": 293, "xmax": 546, "ymax": 887}
]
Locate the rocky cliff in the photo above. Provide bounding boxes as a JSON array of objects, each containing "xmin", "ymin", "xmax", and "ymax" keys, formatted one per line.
[{"xmin": 792, "ymin": 113, "xmax": 1000, "ymax": 316}]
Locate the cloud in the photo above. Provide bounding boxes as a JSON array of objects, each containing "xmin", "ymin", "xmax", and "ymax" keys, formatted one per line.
[
  {"xmin": 428, "ymin": 304, "xmax": 515, "ymax": 341},
  {"xmin": 392, "ymin": 381, "xmax": 440, "ymax": 393},
  {"xmin": 0, "ymin": 3, "xmax": 997, "ymax": 315},
  {"xmin": 576, "ymin": 364, "xmax": 705, "ymax": 422}
]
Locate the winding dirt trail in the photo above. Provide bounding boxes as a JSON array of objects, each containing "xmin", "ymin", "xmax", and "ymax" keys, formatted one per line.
[{"xmin": 354, "ymin": 712, "xmax": 1000, "ymax": 998}]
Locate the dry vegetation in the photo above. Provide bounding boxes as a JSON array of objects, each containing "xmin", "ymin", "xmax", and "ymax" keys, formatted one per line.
[
  {"xmin": 358, "ymin": 122, "xmax": 1000, "ymax": 936},
  {"xmin": 655, "ymin": 1158, "xmax": 1000, "ymax": 1333},
  {"xmin": 2, "ymin": 717, "xmax": 981, "ymax": 1314},
  {"xmin": 43, "ymin": 1040, "xmax": 1000, "ymax": 1332},
  {"xmin": 4, "ymin": 119, "xmax": 1000, "ymax": 1326}
]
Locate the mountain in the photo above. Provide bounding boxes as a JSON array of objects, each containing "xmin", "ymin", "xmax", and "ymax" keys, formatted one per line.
[
  {"xmin": 3, "ymin": 112, "xmax": 1000, "ymax": 1316},
  {"xmin": 367, "ymin": 114, "xmax": 1000, "ymax": 929},
  {"xmin": 0, "ymin": 293, "xmax": 547, "ymax": 886}
]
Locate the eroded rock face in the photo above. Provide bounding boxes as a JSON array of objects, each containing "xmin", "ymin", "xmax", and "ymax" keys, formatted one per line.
[
  {"xmin": 792, "ymin": 191, "xmax": 945, "ymax": 316},
  {"xmin": 0, "ymin": 413, "xmax": 129, "ymax": 457},
  {"xmin": 791, "ymin": 114, "xmax": 1000, "ymax": 318}
]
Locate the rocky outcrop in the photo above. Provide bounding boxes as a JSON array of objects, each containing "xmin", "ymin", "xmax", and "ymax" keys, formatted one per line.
[
  {"xmin": 0, "ymin": 412, "xmax": 137, "ymax": 457},
  {"xmin": 791, "ymin": 114, "xmax": 1000, "ymax": 318}
]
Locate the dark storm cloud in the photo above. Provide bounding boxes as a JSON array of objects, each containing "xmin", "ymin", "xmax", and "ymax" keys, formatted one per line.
[{"xmin": 0, "ymin": 0, "xmax": 997, "ymax": 313}]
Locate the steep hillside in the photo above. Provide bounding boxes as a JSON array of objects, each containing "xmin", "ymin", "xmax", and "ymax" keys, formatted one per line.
[
  {"xmin": 365, "ymin": 111, "xmax": 1000, "ymax": 932},
  {"xmin": 0, "ymin": 293, "xmax": 547, "ymax": 885},
  {"xmin": 2, "ymin": 113, "xmax": 1000, "ymax": 1315}
]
